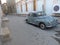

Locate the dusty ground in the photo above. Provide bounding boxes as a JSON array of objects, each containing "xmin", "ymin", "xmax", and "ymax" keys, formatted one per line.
[{"xmin": 1, "ymin": 15, "xmax": 60, "ymax": 45}]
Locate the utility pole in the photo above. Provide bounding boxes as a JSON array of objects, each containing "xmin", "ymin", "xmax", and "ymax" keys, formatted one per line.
[{"xmin": 0, "ymin": 0, "xmax": 10, "ymax": 45}]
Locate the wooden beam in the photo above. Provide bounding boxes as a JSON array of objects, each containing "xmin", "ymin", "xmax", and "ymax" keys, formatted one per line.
[
  {"xmin": 34, "ymin": 0, "xmax": 36, "ymax": 11},
  {"xmin": 21, "ymin": 2, "xmax": 22, "ymax": 12}
]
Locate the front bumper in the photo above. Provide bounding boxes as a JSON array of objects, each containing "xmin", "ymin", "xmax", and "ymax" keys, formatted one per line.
[{"xmin": 46, "ymin": 21, "xmax": 58, "ymax": 27}]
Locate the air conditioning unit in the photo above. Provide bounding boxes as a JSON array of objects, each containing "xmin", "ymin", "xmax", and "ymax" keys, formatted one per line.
[
  {"xmin": 52, "ymin": 4, "xmax": 60, "ymax": 16},
  {"xmin": 53, "ymin": 4, "xmax": 60, "ymax": 13}
]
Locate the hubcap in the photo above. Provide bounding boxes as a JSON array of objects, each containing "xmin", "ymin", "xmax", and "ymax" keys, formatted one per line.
[{"xmin": 40, "ymin": 24, "xmax": 45, "ymax": 29}]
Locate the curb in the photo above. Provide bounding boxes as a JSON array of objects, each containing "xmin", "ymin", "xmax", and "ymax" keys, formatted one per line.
[
  {"xmin": 52, "ymin": 35, "xmax": 60, "ymax": 39},
  {"xmin": 51, "ymin": 35, "xmax": 60, "ymax": 43}
]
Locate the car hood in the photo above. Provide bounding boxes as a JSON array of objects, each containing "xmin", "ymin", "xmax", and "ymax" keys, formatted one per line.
[{"xmin": 37, "ymin": 15, "xmax": 55, "ymax": 21}]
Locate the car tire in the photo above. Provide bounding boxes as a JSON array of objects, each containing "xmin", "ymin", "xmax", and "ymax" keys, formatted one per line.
[
  {"xmin": 39, "ymin": 23, "xmax": 46, "ymax": 30},
  {"xmin": 26, "ymin": 19, "xmax": 29, "ymax": 23}
]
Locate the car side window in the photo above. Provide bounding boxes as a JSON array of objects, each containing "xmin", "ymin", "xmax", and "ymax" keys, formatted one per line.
[
  {"xmin": 29, "ymin": 13, "xmax": 37, "ymax": 17},
  {"xmin": 28, "ymin": 13, "xmax": 33, "ymax": 16},
  {"xmin": 32, "ymin": 13, "xmax": 37, "ymax": 17},
  {"xmin": 31, "ymin": 13, "xmax": 33, "ymax": 16}
]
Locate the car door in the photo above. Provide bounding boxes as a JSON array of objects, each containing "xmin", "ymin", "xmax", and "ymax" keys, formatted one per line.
[
  {"xmin": 28, "ymin": 13, "xmax": 33, "ymax": 23},
  {"xmin": 31, "ymin": 13, "xmax": 37, "ymax": 24}
]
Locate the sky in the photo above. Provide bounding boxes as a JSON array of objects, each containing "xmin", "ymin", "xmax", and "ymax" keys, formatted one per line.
[
  {"xmin": 15, "ymin": 0, "xmax": 20, "ymax": 3},
  {"xmin": 1, "ymin": 0, "xmax": 6, "ymax": 4},
  {"xmin": 1, "ymin": 0, "xmax": 19, "ymax": 4}
]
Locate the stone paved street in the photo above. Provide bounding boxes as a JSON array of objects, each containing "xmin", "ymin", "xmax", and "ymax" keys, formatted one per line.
[{"xmin": 1, "ymin": 15, "xmax": 60, "ymax": 45}]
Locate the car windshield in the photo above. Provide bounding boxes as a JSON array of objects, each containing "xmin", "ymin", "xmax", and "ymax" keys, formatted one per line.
[
  {"xmin": 32, "ymin": 13, "xmax": 43, "ymax": 17},
  {"xmin": 37, "ymin": 12, "xmax": 46, "ymax": 16},
  {"xmin": 32, "ymin": 13, "xmax": 37, "ymax": 17},
  {"xmin": 31, "ymin": 12, "xmax": 46, "ymax": 17},
  {"xmin": 37, "ymin": 13, "xmax": 42, "ymax": 16}
]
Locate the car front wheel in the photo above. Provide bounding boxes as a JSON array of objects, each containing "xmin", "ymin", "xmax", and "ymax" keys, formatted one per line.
[
  {"xmin": 26, "ymin": 19, "xmax": 29, "ymax": 23},
  {"xmin": 39, "ymin": 23, "xmax": 46, "ymax": 30}
]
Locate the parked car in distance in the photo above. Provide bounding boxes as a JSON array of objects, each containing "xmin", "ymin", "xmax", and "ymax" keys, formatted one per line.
[{"xmin": 26, "ymin": 12, "xmax": 58, "ymax": 30}]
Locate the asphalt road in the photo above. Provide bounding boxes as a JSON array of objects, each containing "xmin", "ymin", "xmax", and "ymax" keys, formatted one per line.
[{"xmin": 2, "ymin": 15, "xmax": 60, "ymax": 45}]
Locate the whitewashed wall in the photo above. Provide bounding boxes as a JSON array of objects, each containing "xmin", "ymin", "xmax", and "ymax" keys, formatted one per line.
[
  {"xmin": 15, "ymin": 0, "xmax": 60, "ymax": 15},
  {"xmin": 36, "ymin": 0, "xmax": 43, "ymax": 11},
  {"xmin": 46, "ymin": 0, "xmax": 60, "ymax": 15},
  {"xmin": 22, "ymin": 2, "xmax": 26, "ymax": 13},
  {"xmin": 27, "ymin": 0, "xmax": 34, "ymax": 12},
  {"xmin": 16, "ymin": 3, "xmax": 21, "ymax": 14},
  {"xmin": 45, "ymin": 0, "xmax": 53, "ymax": 15},
  {"xmin": 15, "ymin": 0, "xmax": 20, "ymax": 3}
]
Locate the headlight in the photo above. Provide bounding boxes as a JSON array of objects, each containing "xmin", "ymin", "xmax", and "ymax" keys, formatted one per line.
[
  {"xmin": 54, "ymin": 17, "xmax": 58, "ymax": 21},
  {"xmin": 47, "ymin": 20, "xmax": 52, "ymax": 23},
  {"xmin": 48, "ymin": 21, "xmax": 52, "ymax": 25}
]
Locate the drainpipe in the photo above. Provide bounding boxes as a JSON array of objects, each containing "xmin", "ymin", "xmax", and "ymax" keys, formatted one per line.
[
  {"xmin": 26, "ymin": 2, "xmax": 28, "ymax": 12},
  {"xmin": 21, "ymin": 1, "xmax": 22, "ymax": 12}
]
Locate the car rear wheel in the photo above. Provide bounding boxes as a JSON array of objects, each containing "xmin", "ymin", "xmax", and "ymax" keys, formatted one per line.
[{"xmin": 39, "ymin": 23, "xmax": 46, "ymax": 30}]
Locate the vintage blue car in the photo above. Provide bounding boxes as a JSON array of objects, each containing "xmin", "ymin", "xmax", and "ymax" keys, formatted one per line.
[{"xmin": 26, "ymin": 12, "xmax": 58, "ymax": 30}]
